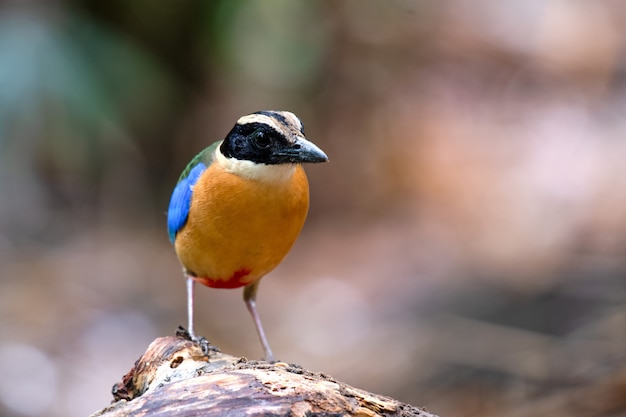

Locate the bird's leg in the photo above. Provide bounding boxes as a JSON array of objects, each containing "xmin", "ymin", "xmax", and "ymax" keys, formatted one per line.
[
  {"xmin": 177, "ymin": 274, "xmax": 212, "ymax": 356},
  {"xmin": 186, "ymin": 275, "xmax": 197, "ymax": 340},
  {"xmin": 243, "ymin": 281, "xmax": 275, "ymax": 362}
]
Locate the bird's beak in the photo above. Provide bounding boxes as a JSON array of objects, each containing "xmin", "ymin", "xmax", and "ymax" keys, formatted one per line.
[{"xmin": 285, "ymin": 136, "xmax": 328, "ymax": 164}]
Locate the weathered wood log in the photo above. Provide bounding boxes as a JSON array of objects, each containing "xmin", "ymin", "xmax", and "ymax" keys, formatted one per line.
[{"xmin": 90, "ymin": 332, "xmax": 438, "ymax": 417}]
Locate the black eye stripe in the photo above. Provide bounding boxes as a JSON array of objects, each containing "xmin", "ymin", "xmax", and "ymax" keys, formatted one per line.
[
  {"xmin": 240, "ymin": 123, "xmax": 283, "ymax": 140},
  {"xmin": 221, "ymin": 122, "xmax": 291, "ymax": 163}
]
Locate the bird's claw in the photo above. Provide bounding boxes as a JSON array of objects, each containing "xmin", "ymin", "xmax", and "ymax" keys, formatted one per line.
[
  {"xmin": 175, "ymin": 325, "xmax": 193, "ymax": 340},
  {"xmin": 175, "ymin": 325, "xmax": 220, "ymax": 356}
]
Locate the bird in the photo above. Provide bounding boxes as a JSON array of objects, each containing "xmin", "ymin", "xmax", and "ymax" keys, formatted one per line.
[{"xmin": 167, "ymin": 110, "xmax": 328, "ymax": 361}]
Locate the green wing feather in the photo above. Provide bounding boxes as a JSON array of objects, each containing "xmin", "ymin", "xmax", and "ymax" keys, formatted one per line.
[{"xmin": 176, "ymin": 141, "xmax": 220, "ymax": 184}]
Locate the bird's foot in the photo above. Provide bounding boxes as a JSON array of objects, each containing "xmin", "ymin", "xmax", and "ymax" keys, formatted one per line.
[{"xmin": 175, "ymin": 325, "xmax": 220, "ymax": 356}]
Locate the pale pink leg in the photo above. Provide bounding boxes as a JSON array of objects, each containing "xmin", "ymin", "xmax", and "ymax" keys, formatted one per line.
[
  {"xmin": 244, "ymin": 281, "xmax": 275, "ymax": 361},
  {"xmin": 186, "ymin": 275, "xmax": 197, "ymax": 340}
]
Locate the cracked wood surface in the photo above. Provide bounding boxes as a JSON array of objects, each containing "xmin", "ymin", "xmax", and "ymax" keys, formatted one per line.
[{"xmin": 91, "ymin": 335, "xmax": 438, "ymax": 417}]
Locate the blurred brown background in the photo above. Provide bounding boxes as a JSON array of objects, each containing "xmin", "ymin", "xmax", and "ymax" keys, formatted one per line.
[{"xmin": 1, "ymin": 1, "xmax": 626, "ymax": 416}]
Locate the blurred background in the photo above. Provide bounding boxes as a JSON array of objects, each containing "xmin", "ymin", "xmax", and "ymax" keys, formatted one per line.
[{"xmin": 1, "ymin": 1, "xmax": 626, "ymax": 416}]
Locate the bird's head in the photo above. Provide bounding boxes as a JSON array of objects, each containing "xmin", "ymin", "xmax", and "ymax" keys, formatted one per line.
[{"xmin": 220, "ymin": 111, "xmax": 328, "ymax": 166}]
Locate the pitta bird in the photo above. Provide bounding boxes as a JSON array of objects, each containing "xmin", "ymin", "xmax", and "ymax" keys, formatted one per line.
[{"xmin": 167, "ymin": 111, "xmax": 328, "ymax": 360}]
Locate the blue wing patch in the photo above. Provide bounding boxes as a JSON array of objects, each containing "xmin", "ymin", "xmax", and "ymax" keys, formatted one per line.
[{"xmin": 167, "ymin": 162, "xmax": 207, "ymax": 243}]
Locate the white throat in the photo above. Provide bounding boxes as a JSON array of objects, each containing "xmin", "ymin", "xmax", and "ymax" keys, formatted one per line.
[{"xmin": 215, "ymin": 147, "xmax": 296, "ymax": 183}]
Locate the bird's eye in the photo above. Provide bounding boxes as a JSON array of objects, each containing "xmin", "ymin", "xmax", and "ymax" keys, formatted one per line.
[{"xmin": 251, "ymin": 130, "xmax": 271, "ymax": 149}]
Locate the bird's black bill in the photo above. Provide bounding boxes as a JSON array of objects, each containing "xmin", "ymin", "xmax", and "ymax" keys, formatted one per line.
[{"xmin": 278, "ymin": 136, "xmax": 328, "ymax": 164}]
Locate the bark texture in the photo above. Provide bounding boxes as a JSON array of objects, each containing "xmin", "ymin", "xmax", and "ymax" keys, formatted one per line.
[{"xmin": 90, "ymin": 335, "xmax": 438, "ymax": 417}]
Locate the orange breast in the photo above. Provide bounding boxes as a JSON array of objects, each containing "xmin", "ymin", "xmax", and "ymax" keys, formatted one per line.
[{"xmin": 174, "ymin": 164, "xmax": 309, "ymax": 288}]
